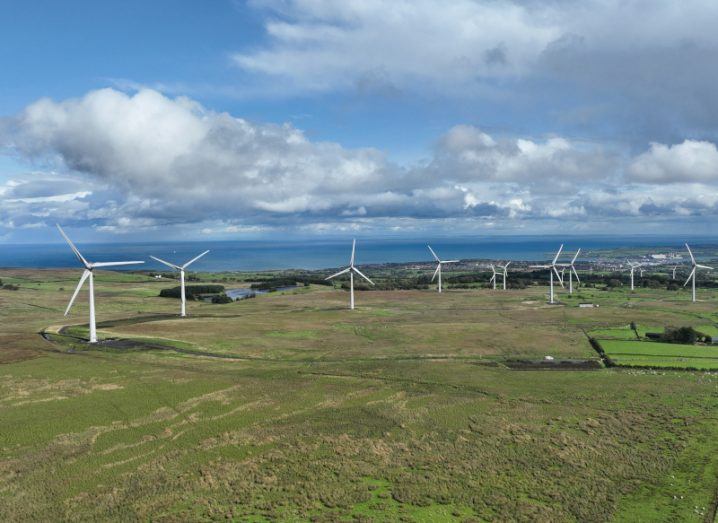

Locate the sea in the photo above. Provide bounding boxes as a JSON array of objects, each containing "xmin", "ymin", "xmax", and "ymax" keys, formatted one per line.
[{"xmin": 1, "ymin": 235, "xmax": 717, "ymax": 272}]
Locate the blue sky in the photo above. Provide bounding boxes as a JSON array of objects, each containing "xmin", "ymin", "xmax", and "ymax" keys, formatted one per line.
[{"xmin": 2, "ymin": 0, "xmax": 718, "ymax": 242}]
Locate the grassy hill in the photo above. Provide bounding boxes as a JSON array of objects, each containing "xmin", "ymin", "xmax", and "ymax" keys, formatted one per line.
[{"xmin": 1, "ymin": 269, "xmax": 718, "ymax": 520}]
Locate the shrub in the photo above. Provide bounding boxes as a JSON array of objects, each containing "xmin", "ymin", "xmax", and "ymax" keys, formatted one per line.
[
  {"xmin": 211, "ymin": 294, "xmax": 234, "ymax": 304},
  {"xmin": 159, "ymin": 284, "xmax": 225, "ymax": 300},
  {"xmin": 654, "ymin": 326, "xmax": 711, "ymax": 344}
]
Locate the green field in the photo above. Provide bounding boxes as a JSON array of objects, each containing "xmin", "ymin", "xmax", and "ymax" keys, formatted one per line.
[
  {"xmin": 590, "ymin": 323, "xmax": 718, "ymax": 370},
  {"xmin": 2, "ymin": 269, "xmax": 718, "ymax": 521}
]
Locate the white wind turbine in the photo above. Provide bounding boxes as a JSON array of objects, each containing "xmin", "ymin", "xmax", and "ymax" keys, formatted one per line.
[
  {"xmin": 671, "ymin": 265, "xmax": 678, "ymax": 280},
  {"xmin": 531, "ymin": 244, "xmax": 564, "ymax": 304},
  {"xmin": 325, "ymin": 239, "xmax": 374, "ymax": 309},
  {"xmin": 499, "ymin": 262, "xmax": 510, "ymax": 290},
  {"xmin": 561, "ymin": 248, "xmax": 581, "ymax": 294},
  {"xmin": 684, "ymin": 243, "xmax": 713, "ymax": 303},
  {"xmin": 150, "ymin": 250, "xmax": 210, "ymax": 317},
  {"xmin": 489, "ymin": 264, "xmax": 498, "ymax": 290},
  {"xmin": 627, "ymin": 261, "xmax": 642, "ymax": 290},
  {"xmin": 490, "ymin": 262, "xmax": 511, "ymax": 290},
  {"xmin": 57, "ymin": 224, "xmax": 144, "ymax": 343},
  {"xmin": 428, "ymin": 245, "xmax": 458, "ymax": 293}
]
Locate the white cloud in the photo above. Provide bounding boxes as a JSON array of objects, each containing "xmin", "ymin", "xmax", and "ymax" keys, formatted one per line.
[
  {"xmin": 3, "ymin": 88, "xmax": 718, "ymax": 235},
  {"xmin": 235, "ymin": 1, "xmax": 718, "ymax": 95},
  {"xmin": 230, "ymin": 0, "xmax": 718, "ymax": 140},
  {"xmin": 235, "ymin": 0, "xmax": 560, "ymax": 92},
  {"xmin": 628, "ymin": 140, "xmax": 718, "ymax": 184}
]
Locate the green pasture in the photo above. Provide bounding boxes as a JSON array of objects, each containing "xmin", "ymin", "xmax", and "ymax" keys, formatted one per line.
[{"xmin": 2, "ymin": 268, "xmax": 718, "ymax": 521}]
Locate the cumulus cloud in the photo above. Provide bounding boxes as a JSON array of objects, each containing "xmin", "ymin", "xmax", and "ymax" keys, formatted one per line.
[
  {"xmin": 432, "ymin": 124, "xmax": 616, "ymax": 189},
  {"xmin": 2, "ymin": 88, "xmax": 718, "ymax": 235},
  {"xmin": 628, "ymin": 140, "xmax": 718, "ymax": 184}
]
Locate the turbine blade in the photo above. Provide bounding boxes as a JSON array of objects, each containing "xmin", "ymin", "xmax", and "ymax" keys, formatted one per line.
[
  {"xmin": 150, "ymin": 255, "xmax": 181, "ymax": 270},
  {"xmin": 350, "ymin": 239, "xmax": 356, "ymax": 266},
  {"xmin": 325, "ymin": 267, "xmax": 350, "ymax": 280},
  {"xmin": 442, "ymin": 260, "xmax": 459, "ymax": 263},
  {"xmin": 685, "ymin": 243, "xmax": 695, "ymax": 264},
  {"xmin": 571, "ymin": 248, "xmax": 581, "ymax": 264},
  {"xmin": 684, "ymin": 268, "xmax": 696, "ymax": 287},
  {"xmin": 697, "ymin": 264, "xmax": 714, "ymax": 270},
  {"xmin": 572, "ymin": 266, "xmax": 581, "ymax": 284},
  {"xmin": 427, "ymin": 245, "xmax": 440, "ymax": 262},
  {"xmin": 182, "ymin": 250, "xmax": 210, "ymax": 269},
  {"xmin": 553, "ymin": 266, "xmax": 564, "ymax": 287},
  {"xmin": 353, "ymin": 267, "xmax": 374, "ymax": 285},
  {"xmin": 56, "ymin": 224, "xmax": 90, "ymax": 268},
  {"xmin": 90, "ymin": 261, "xmax": 144, "ymax": 268},
  {"xmin": 503, "ymin": 261, "xmax": 511, "ymax": 269},
  {"xmin": 65, "ymin": 269, "xmax": 90, "ymax": 316},
  {"xmin": 552, "ymin": 244, "xmax": 564, "ymax": 265},
  {"xmin": 431, "ymin": 263, "xmax": 441, "ymax": 282}
]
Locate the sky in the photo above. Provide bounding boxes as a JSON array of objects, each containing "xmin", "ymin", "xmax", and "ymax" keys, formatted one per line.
[{"xmin": 2, "ymin": 0, "xmax": 718, "ymax": 242}]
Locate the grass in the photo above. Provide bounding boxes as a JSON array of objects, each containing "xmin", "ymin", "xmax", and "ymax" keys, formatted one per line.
[
  {"xmin": 591, "ymin": 320, "xmax": 718, "ymax": 370},
  {"xmin": 2, "ymin": 268, "xmax": 718, "ymax": 520}
]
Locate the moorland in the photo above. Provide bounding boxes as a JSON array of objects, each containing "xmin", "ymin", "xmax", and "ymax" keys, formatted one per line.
[{"xmin": 2, "ymin": 267, "xmax": 718, "ymax": 521}]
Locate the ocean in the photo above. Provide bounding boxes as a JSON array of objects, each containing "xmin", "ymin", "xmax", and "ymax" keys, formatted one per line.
[{"xmin": 1, "ymin": 235, "xmax": 716, "ymax": 272}]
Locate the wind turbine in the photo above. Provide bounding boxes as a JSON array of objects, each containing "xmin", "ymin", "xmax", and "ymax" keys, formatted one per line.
[
  {"xmin": 531, "ymin": 245, "xmax": 564, "ymax": 304},
  {"xmin": 325, "ymin": 239, "xmax": 374, "ymax": 309},
  {"xmin": 150, "ymin": 250, "xmax": 210, "ymax": 317},
  {"xmin": 490, "ymin": 262, "xmax": 511, "ymax": 290},
  {"xmin": 684, "ymin": 243, "xmax": 713, "ymax": 303},
  {"xmin": 57, "ymin": 224, "xmax": 144, "ymax": 343},
  {"xmin": 427, "ymin": 245, "xmax": 458, "ymax": 293},
  {"xmin": 499, "ymin": 262, "xmax": 510, "ymax": 290},
  {"xmin": 561, "ymin": 248, "xmax": 581, "ymax": 294},
  {"xmin": 627, "ymin": 261, "xmax": 642, "ymax": 290},
  {"xmin": 671, "ymin": 265, "xmax": 677, "ymax": 280}
]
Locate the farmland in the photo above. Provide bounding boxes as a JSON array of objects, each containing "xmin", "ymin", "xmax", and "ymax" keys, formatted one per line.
[{"xmin": 2, "ymin": 268, "xmax": 718, "ymax": 521}]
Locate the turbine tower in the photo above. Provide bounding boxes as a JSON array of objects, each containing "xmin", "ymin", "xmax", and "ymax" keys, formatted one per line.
[
  {"xmin": 627, "ymin": 261, "xmax": 642, "ymax": 291},
  {"xmin": 561, "ymin": 248, "xmax": 581, "ymax": 294},
  {"xmin": 150, "ymin": 250, "xmax": 210, "ymax": 317},
  {"xmin": 684, "ymin": 243, "xmax": 713, "ymax": 303},
  {"xmin": 427, "ymin": 245, "xmax": 458, "ymax": 293},
  {"xmin": 325, "ymin": 239, "xmax": 374, "ymax": 309},
  {"xmin": 57, "ymin": 224, "xmax": 144, "ymax": 343},
  {"xmin": 671, "ymin": 265, "xmax": 677, "ymax": 280},
  {"xmin": 531, "ymin": 245, "xmax": 564, "ymax": 304},
  {"xmin": 489, "ymin": 264, "xmax": 498, "ymax": 290}
]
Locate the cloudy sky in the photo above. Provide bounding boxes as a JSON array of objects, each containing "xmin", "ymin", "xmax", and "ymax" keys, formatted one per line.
[{"xmin": 2, "ymin": 0, "xmax": 718, "ymax": 242}]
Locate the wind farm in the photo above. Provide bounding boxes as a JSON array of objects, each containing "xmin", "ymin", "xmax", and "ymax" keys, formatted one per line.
[{"xmin": 3, "ymin": 237, "xmax": 718, "ymax": 521}]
